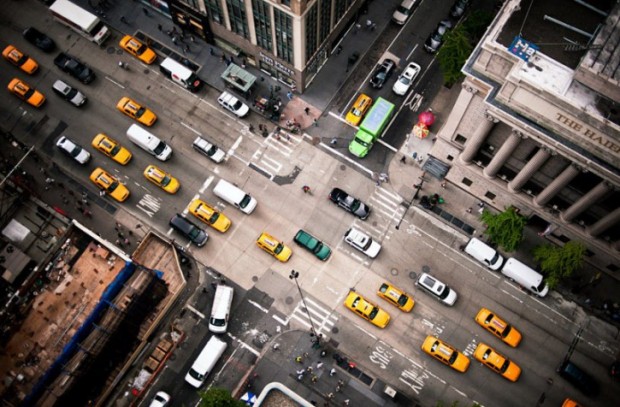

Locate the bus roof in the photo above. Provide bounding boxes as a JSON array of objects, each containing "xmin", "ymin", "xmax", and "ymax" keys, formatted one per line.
[
  {"xmin": 50, "ymin": 0, "xmax": 99, "ymax": 32},
  {"xmin": 359, "ymin": 98, "xmax": 395, "ymax": 136}
]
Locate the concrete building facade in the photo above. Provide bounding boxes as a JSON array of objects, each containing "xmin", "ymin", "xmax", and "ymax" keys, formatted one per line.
[
  {"xmin": 429, "ymin": 0, "xmax": 620, "ymax": 275},
  {"xmin": 167, "ymin": 0, "xmax": 366, "ymax": 92}
]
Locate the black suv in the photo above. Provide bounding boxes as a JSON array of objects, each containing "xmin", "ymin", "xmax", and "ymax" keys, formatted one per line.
[
  {"xmin": 556, "ymin": 360, "xmax": 599, "ymax": 396},
  {"xmin": 170, "ymin": 214, "xmax": 209, "ymax": 247},
  {"xmin": 370, "ymin": 59, "xmax": 396, "ymax": 88}
]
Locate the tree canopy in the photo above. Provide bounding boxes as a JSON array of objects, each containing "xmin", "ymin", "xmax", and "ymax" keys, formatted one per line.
[
  {"xmin": 533, "ymin": 241, "xmax": 586, "ymax": 288},
  {"xmin": 480, "ymin": 207, "xmax": 526, "ymax": 252},
  {"xmin": 198, "ymin": 388, "xmax": 246, "ymax": 407}
]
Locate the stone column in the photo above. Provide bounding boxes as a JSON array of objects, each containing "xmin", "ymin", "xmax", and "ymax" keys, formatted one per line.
[
  {"xmin": 459, "ymin": 113, "xmax": 498, "ymax": 164},
  {"xmin": 508, "ymin": 148, "xmax": 551, "ymax": 192},
  {"xmin": 586, "ymin": 206, "xmax": 620, "ymax": 237},
  {"xmin": 533, "ymin": 164, "xmax": 580, "ymax": 208},
  {"xmin": 560, "ymin": 181, "xmax": 613, "ymax": 223},
  {"xmin": 483, "ymin": 130, "xmax": 524, "ymax": 179}
]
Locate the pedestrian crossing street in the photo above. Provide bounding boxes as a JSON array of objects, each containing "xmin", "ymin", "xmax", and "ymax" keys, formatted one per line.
[
  {"xmin": 339, "ymin": 186, "xmax": 406, "ymax": 264},
  {"xmin": 250, "ymin": 129, "xmax": 303, "ymax": 176}
]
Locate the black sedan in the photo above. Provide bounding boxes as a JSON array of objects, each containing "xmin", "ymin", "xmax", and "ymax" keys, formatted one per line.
[
  {"xmin": 23, "ymin": 27, "xmax": 56, "ymax": 52},
  {"xmin": 369, "ymin": 59, "xmax": 396, "ymax": 89},
  {"xmin": 328, "ymin": 188, "xmax": 370, "ymax": 220},
  {"xmin": 424, "ymin": 20, "xmax": 452, "ymax": 53}
]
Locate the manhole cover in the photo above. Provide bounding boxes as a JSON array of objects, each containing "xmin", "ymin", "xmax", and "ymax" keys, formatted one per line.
[
  {"xmin": 409, "ymin": 271, "xmax": 418, "ymax": 280},
  {"xmin": 390, "ymin": 268, "xmax": 398, "ymax": 276},
  {"xmin": 339, "ymin": 164, "xmax": 346, "ymax": 171},
  {"xmin": 143, "ymin": 68, "xmax": 150, "ymax": 75},
  {"xmin": 285, "ymin": 296, "xmax": 294, "ymax": 305},
  {"xmin": 252, "ymin": 275, "xmax": 259, "ymax": 282},
  {"xmin": 331, "ymin": 327, "xmax": 339, "ymax": 334},
  {"xmin": 422, "ymin": 265, "xmax": 430, "ymax": 273},
  {"xmin": 106, "ymin": 47, "xmax": 115, "ymax": 54}
]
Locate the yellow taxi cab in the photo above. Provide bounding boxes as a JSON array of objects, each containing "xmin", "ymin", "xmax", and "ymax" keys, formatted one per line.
[
  {"xmin": 89, "ymin": 167, "xmax": 130, "ymax": 202},
  {"xmin": 561, "ymin": 399, "xmax": 583, "ymax": 407},
  {"xmin": 421, "ymin": 336, "xmax": 470, "ymax": 372},
  {"xmin": 116, "ymin": 97, "xmax": 157, "ymax": 126},
  {"xmin": 473, "ymin": 343, "xmax": 521, "ymax": 382},
  {"xmin": 377, "ymin": 282, "xmax": 414, "ymax": 312},
  {"xmin": 2, "ymin": 45, "xmax": 38, "ymax": 74},
  {"xmin": 91, "ymin": 133, "xmax": 132, "ymax": 165},
  {"xmin": 143, "ymin": 165, "xmax": 180, "ymax": 194},
  {"xmin": 475, "ymin": 308, "xmax": 522, "ymax": 347},
  {"xmin": 189, "ymin": 198, "xmax": 231, "ymax": 232},
  {"xmin": 345, "ymin": 93, "xmax": 372, "ymax": 126},
  {"xmin": 7, "ymin": 78, "xmax": 45, "ymax": 107},
  {"xmin": 119, "ymin": 35, "xmax": 157, "ymax": 64},
  {"xmin": 344, "ymin": 290, "xmax": 390, "ymax": 328},
  {"xmin": 256, "ymin": 232, "xmax": 292, "ymax": 262}
]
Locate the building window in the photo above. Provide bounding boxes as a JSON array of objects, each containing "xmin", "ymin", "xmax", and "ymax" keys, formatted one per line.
[
  {"xmin": 226, "ymin": 0, "xmax": 249, "ymax": 38},
  {"xmin": 305, "ymin": 3, "xmax": 318, "ymax": 60},
  {"xmin": 253, "ymin": 0, "xmax": 272, "ymax": 52},
  {"xmin": 462, "ymin": 178, "xmax": 472, "ymax": 186},
  {"xmin": 274, "ymin": 8, "xmax": 293, "ymax": 63},
  {"xmin": 334, "ymin": 0, "xmax": 353, "ymax": 23},
  {"xmin": 319, "ymin": 0, "xmax": 331, "ymax": 43},
  {"xmin": 206, "ymin": 0, "xmax": 223, "ymax": 24},
  {"xmin": 455, "ymin": 134, "xmax": 467, "ymax": 144}
]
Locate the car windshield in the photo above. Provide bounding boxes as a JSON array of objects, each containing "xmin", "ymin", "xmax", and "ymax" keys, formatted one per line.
[
  {"xmin": 207, "ymin": 145, "xmax": 217, "ymax": 155},
  {"xmin": 110, "ymin": 145, "xmax": 121, "ymax": 155},
  {"xmin": 107, "ymin": 180, "xmax": 119, "ymax": 192},
  {"xmin": 350, "ymin": 108, "xmax": 362, "ymax": 117},
  {"xmin": 209, "ymin": 212, "xmax": 220, "ymax": 224},
  {"xmin": 438, "ymin": 284, "xmax": 450, "ymax": 299},
  {"xmin": 239, "ymin": 195, "xmax": 251, "ymax": 208},
  {"xmin": 188, "ymin": 227, "xmax": 200, "ymax": 239},
  {"xmin": 499, "ymin": 359, "xmax": 510, "ymax": 373},
  {"xmin": 353, "ymin": 137, "xmax": 369, "ymax": 147},
  {"xmin": 397, "ymin": 294, "xmax": 409, "ymax": 306},
  {"xmin": 399, "ymin": 76, "xmax": 411, "ymax": 85},
  {"xmin": 396, "ymin": 5, "xmax": 410, "ymax": 14},
  {"xmin": 23, "ymin": 88, "xmax": 34, "ymax": 99},
  {"xmin": 153, "ymin": 141, "xmax": 167, "ymax": 155},
  {"xmin": 350, "ymin": 198, "xmax": 361, "ymax": 211},
  {"xmin": 160, "ymin": 175, "xmax": 171, "ymax": 187},
  {"xmin": 501, "ymin": 324, "xmax": 512, "ymax": 338},
  {"xmin": 232, "ymin": 100, "xmax": 243, "ymax": 110},
  {"xmin": 136, "ymin": 107, "xmax": 146, "ymax": 117},
  {"xmin": 66, "ymin": 88, "xmax": 77, "ymax": 98},
  {"xmin": 274, "ymin": 242, "xmax": 284, "ymax": 254},
  {"xmin": 368, "ymin": 306, "xmax": 379, "ymax": 319},
  {"xmin": 362, "ymin": 236, "xmax": 373, "ymax": 250},
  {"xmin": 136, "ymin": 44, "xmax": 147, "ymax": 55},
  {"xmin": 536, "ymin": 279, "xmax": 547, "ymax": 292},
  {"xmin": 448, "ymin": 351, "xmax": 458, "ymax": 364},
  {"xmin": 376, "ymin": 72, "xmax": 386, "ymax": 80},
  {"xmin": 70, "ymin": 146, "xmax": 82, "ymax": 157}
]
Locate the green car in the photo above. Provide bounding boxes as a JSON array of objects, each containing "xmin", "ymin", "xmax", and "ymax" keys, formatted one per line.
[{"xmin": 293, "ymin": 229, "xmax": 332, "ymax": 261}]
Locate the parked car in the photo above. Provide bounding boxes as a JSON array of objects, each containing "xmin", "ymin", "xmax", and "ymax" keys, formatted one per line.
[
  {"xmin": 344, "ymin": 290, "xmax": 390, "ymax": 328},
  {"xmin": 328, "ymin": 187, "xmax": 370, "ymax": 219},
  {"xmin": 22, "ymin": 27, "xmax": 56, "ymax": 52},
  {"xmin": 473, "ymin": 343, "xmax": 521, "ymax": 382},
  {"xmin": 218, "ymin": 91, "xmax": 249, "ymax": 117},
  {"xmin": 119, "ymin": 35, "xmax": 156, "ymax": 64},
  {"xmin": 294, "ymin": 229, "xmax": 332, "ymax": 260},
  {"xmin": 148, "ymin": 391, "xmax": 170, "ymax": 407},
  {"xmin": 369, "ymin": 59, "xmax": 396, "ymax": 88},
  {"xmin": 424, "ymin": 20, "xmax": 452, "ymax": 53},
  {"xmin": 416, "ymin": 272, "xmax": 457, "ymax": 306},
  {"xmin": 193, "ymin": 136, "xmax": 225, "ymax": 163},
  {"xmin": 450, "ymin": 0, "xmax": 470, "ymax": 18},
  {"xmin": 392, "ymin": 62, "xmax": 421, "ymax": 95},
  {"xmin": 556, "ymin": 360, "xmax": 600, "ymax": 396},
  {"xmin": 52, "ymin": 79, "xmax": 87, "ymax": 107},
  {"xmin": 7, "ymin": 78, "xmax": 45, "ymax": 107},
  {"xmin": 2, "ymin": 45, "xmax": 38, "ymax": 74},
  {"xmin": 56, "ymin": 136, "xmax": 90, "ymax": 164},
  {"xmin": 344, "ymin": 228, "xmax": 381, "ymax": 258}
]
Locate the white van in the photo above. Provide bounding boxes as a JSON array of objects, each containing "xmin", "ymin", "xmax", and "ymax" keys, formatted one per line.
[
  {"xmin": 501, "ymin": 258, "xmax": 549, "ymax": 297},
  {"xmin": 463, "ymin": 238, "xmax": 504, "ymax": 270},
  {"xmin": 160, "ymin": 57, "xmax": 202, "ymax": 92},
  {"xmin": 185, "ymin": 336, "xmax": 227, "ymax": 388},
  {"xmin": 213, "ymin": 179, "xmax": 257, "ymax": 214},
  {"xmin": 209, "ymin": 285, "xmax": 234, "ymax": 333},
  {"xmin": 392, "ymin": 0, "xmax": 417, "ymax": 25},
  {"xmin": 126, "ymin": 124, "xmax": 172, "ymax": 161}
]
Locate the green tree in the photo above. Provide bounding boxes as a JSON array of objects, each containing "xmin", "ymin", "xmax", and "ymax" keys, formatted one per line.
[
  {"xmin": 437, "ymin": 26, "xmax": 472, "ymax": 86},
  {"xmin": 480, "ymin": 207, "xmax": 527, "ymax": 252},
  {"xmin": 533, "ymin": 241, "xmax": 586, "ymax": 288},
  {"xmin": 198, "ymin": 387, "xmax": 246, "ymax": 407}
]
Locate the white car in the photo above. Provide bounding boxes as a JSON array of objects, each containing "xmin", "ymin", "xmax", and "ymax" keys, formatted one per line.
[
  {"xmin": 416, "ymin": 272, "xmax": 457, "ymax": 306},
  {"xmin": 217, "ymin": 91, "xmax": 249, "ymax": 118},
  {"xmin": 392, "ymin": 62, "xmax": 420, "ymax": 95},
  {"xmin": 344, "ymin": 227, "xmax": 381, "ymax": 258},
  {"xmin": 148, "ymin": 391, "xmax": 170, "ymax": 407},
  {"xmin": 52, "ymin": 79, "xmax": 87, "ymax": 107},
  {"xmin": 192, "ymin": 136, "xmax": 225, "ymax": 163},
  {"xmin": 56, "ymin": 136, "xmax": 91, "ymax": 164}
]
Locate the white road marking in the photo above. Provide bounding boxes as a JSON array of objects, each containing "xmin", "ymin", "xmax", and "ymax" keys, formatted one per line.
[
  {"xmin": 104, "ymin": 77, "xmax": 125, "ymax": 89},
  {"xmin": 180, "ymin": 121, "xmax": 201, "ymax": 135},
  {"xmin": 248, "ymin": 299, "xmax": 269, "ymax": 313},
  {"xmin": 199, "ymin": 175, "xmax": 215, "ymax": 194}
]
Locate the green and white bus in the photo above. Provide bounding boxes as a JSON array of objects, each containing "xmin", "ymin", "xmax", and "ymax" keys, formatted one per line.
[{"xmin": 348, "ymin": 97, "xmax": 395, "ymax": 158}]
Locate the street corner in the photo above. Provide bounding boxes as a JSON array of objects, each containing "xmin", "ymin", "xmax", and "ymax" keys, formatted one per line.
[{"xmin": 280, "ymin": 97, "xmax": 322, "ymax": 130}]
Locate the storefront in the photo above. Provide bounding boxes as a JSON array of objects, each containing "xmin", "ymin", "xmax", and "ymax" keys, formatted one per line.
[
  {"xmin": 168, "ymin": 1, "xmax": 214, "ymax": 43},
  {"xmin": 258, "ymin": 52, "xmax": 297, "ymax": 89}
]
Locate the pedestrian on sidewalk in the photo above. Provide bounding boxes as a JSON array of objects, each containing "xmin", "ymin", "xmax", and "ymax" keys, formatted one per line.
[
  {"xmin": 329, "ymin": 368, "xmax": 336, "ymax": 376},
  {"xmin": 441, "ymin": 181, "xmax": 447, "ymax": 188},
  {"xmin": 272, "ymin": 343, "xmax": 280, "ymax": 351},
  {"xmin": 120, "ymin": 16, "xmax": 127, "ymax": 24},
  {"xmin": 142, "ymin": 7, "xmax": 149, "ymax": 16},
  {"xmin": 306, "ymin": 366, "xmax": 313, "ymax": 374},
  {"xmin": 157, "ymin": 24, "xmax": 162, "ymax": 31},
  {"xmin": 313, "ymin": 118, "xmax": 318, "ymax": 127},
  {"xmin": 316, "ymin": 362, "xmax": 324, "ymax": 369},
  {"xmin": 400, "ymin": 155, "xmax": 407, "ymax": 164},
  {"xmin": 295, "ymin": 356, "xmax": 303, "ymax": 363},
  {"xmin": 366, "ymin": 19, "xmax": 373, "ymax": 29},
  {"xmin": 286, "ymin": 91, "xmax": 293, "ymax": 100},
  {"xmin": 343, "ymin": 400, "xmax": 350, "ymax": 406},
  {"xmin": 336, "ymin": 45, "xmax": 343, "ymax": 54},
  {"xmin": 296, "ymin": 369, "xmax": 305, "ymax": 376},
  {"xmin": 99, "ymin": 190, "xmax": 106, "ymax": 197},
  {"xmin": 172, "ymin": 36, "xmax": 178, "ymax": 45},
  {"xmin": 304, "ymin": 107, "xmax": 310, "ymax": 115},
  {"xmin": 311, "ymin": 375, "xmax": 318, "ymax": 383}
]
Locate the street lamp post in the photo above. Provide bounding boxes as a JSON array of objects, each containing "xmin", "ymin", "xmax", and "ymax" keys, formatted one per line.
[
  {"xmin": 289, "ymin": 270, "xmax": 319, "ymax": 341},
  {"xmin": 395, "ymin": 175, "xmax": 426, "ymax": 230}
]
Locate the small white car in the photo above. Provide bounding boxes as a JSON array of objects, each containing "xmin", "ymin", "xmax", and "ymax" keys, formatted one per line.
[
  {"xmin": 148, "ymin": 391, "xmax": 170, "ymax": 407},
  {"xmin": 344, "ymin": 227, "xmax": 381, "ymax": 258},
  {"xmin": 56, "ymin": 136, "xmax": 90, "ymax": 164},
  {"xmin": 416, "ymin": 272, "xmax": 457, "ymax": 306},
  {"xmin": 192, "ymin": 136, "xmax": 225, "ymax": 163},
  {"xmin": 52, "ymin": 79, "xmax": 87, "ymax": 107},
  {"xmin": 218, "ymin": 91, "xmax": 249, "ymax": 118},
  {"xmin": 392, "ymin": 62, "xmax": 421, "ymax": 95}
]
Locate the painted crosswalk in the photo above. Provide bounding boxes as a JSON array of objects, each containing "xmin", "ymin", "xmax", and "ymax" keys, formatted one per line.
[
  {"xmin": 285, "ymin": 297, "xmax": 338, "ymax": 338},
  {"xmin": 250, "ymin": 130, "xmax": 303, "ymax": 178}
]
